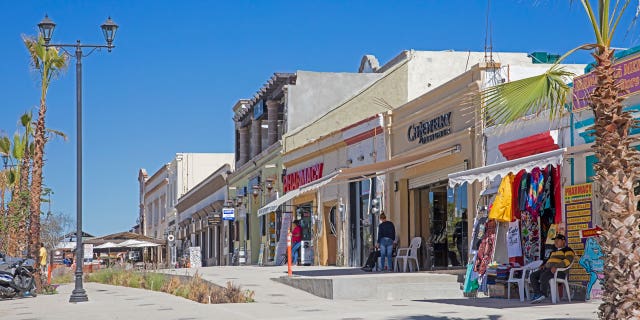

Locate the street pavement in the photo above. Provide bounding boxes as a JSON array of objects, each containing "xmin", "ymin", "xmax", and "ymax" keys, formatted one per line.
[{"xmin": 0, "ymin": 265, "xmax": 599, "ymax": 320}]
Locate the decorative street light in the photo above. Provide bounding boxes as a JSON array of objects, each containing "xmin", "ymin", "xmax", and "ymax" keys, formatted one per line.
[
  {"xmin": 1, "ymin": 154, "xmax": 8, "ymax": 169},
  {"xmin": 37, "ymin": 14, "xmax": 118, "ymax": 303}
]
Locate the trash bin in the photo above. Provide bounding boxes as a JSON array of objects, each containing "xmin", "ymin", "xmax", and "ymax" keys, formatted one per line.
[{"xmin": 300, "ymin": 240, "xmax": 313, "ymax": 266}]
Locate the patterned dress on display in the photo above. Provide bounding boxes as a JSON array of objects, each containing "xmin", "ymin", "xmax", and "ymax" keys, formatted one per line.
[{"xmin": 520, "ymin": 210, "xmax": 540, "ymax": 265}]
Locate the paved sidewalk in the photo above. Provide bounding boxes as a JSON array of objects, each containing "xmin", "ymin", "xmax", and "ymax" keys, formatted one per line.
[{"xmin": 1, "ymin": 266, "xmax": 599, "ymax": 320}]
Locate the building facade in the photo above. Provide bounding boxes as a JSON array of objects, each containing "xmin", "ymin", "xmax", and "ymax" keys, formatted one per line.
[
  {"xmin": 137, "ymin": 153, "xmax": 235, "ymax": 265},
  {"xmin": 228, "ymin": 71, "xmax": 382, "ymax": 265},
  {"xmin": 174, "ymin": 163, "xmax": 233, "ymax": 267}
]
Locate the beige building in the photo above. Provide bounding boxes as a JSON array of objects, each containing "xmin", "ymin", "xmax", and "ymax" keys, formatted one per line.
[{"xmin": 137, "ymin": 153, "xmax": 234, "ymax": 265}]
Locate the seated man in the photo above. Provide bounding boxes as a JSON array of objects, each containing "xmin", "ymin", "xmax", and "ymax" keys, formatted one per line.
[{"xmin": 530, "ymin": 234, "xmax": 575, "ymax": 303}]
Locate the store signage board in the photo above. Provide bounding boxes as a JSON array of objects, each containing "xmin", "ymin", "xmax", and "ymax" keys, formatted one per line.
[
  {"xmin": 223, "ymin": 207, "xmax": 235, "ymax": 221},
  {"xmin": 283, "ymin": 163, "xmax": 324, "ymax": 193},
  {"xmin": 564, "ymin": 182, "xmax": 594, "ymax": 283},
  {"xmin": 407, "ymin": 112, "xmax": 452, "ymax": 145},
  {"xmin": 573, "ymin": 54, "xmax": 640, "ymax": 111}
]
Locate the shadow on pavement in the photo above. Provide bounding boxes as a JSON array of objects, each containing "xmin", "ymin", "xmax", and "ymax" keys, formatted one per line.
[
  {"xmin": 292, "ymin": 268, "xmax": 367, "ymax": 277},
  {"xmin": 413, "ymin": 298, "xmax": 588, "ymax": 310},
  {"xmin": 384, "ymin": 315, "xmax": 502, "ymax": 320}
]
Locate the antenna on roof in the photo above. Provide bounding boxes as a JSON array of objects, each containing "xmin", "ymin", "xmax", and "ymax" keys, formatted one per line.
[{"xmin": 484, "ymin": 0, "xmax": 494, "ymax": 63}]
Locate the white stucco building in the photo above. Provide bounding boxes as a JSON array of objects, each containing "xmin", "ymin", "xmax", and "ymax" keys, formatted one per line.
[{"xmin": 137, "ymin": 153, "xmax": 235, "ymax": 264}]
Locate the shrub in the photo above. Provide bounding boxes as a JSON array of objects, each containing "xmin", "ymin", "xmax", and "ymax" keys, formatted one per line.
[
  {"xmin": 51, "ymin": 267, "xmax": 74, "ymax": 284},
  {"xmin": 85, "ymin": 269, "xmax": 253, "ymax": 304}
]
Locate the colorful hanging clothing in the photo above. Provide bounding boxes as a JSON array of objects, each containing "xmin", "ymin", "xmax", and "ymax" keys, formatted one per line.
[
  {"xmin": 512, "ymin": 170, "xmax": 526, "ymax": 221},
  {"xmin": 474, "ymin": 219, "xmax": 497, "ymax": 275},
  {"xmin": 471, "ymin": 214, "xmax": 488, "ymax": 251},
  {"xmin": 489, "ymin": 174, "xmax": 515, "ymax": 222},
  {"xmin": 526, "ymin": 168, "xmax": 545, "ymax": 217},
  {"xmin": 541, "ymin": 165, "xmax": 554, "ymax": 210},
  {"xmin": 553, "ymin": 165, "xmax": 563, "ymax": 224},
  {"xmin": 520, "ymin": 210, "xmax": 540, "ymax": 266},
  {"xmin": 518, "ymin": 172, "xmax": 531, "ymax": 211}
]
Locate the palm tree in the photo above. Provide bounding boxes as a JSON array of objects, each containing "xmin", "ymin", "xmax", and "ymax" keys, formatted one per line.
[
  {"xmin": 23, "ymin": 35, "xmax": 68, "ymax": 270},
  {"xmin": 482, "ymin": 1, "xmax": 640, "ymax": 318}
]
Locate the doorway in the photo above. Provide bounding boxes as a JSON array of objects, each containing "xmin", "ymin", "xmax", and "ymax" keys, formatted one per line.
[
  {"xmin": 324, "ymin": 205, "xmax": 338, "ymax": 265},
  {"xmin": 348, "ymin": 178, "xmax": 377, "ymax": 267},
  {"xmin": 412, "ymin": 182, "xmax": 467, "ymax": 270}
]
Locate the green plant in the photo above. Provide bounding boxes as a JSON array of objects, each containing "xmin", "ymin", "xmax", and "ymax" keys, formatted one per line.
[
  {"xmin": 41, "ymin": 283, "xmax": 59, "ymax": 295},
  {"xmin": 85, "ymin": 269, "xmax": 254, "ymax": 304}
]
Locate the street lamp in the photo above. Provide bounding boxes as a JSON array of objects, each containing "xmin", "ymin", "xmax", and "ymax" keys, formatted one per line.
[
  {"xmin": 1, "ymin": 154, "xmax": 8, "ymax": 169},
  {"xmin": 37, "ymin": 14, "xmax": 118, "ymax": 303}
]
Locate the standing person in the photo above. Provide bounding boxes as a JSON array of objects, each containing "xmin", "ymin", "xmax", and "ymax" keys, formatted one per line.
[
  {"xmin": 453, "ymin": 210, "xmax": 469, "ymax": 266},
  {"xmin": 530, "ymin": 234, "xmax": 575, "ymax": 303},
  {"xmin": 375, "ymin": 212, "xmax": 396, "ymax": 272},
  {"xmin": 38, "ymin": 243, "xmax": 47, "ymax": 276},
  {"xmin": 291, "ymin": 220, "xmax": 302, "ymax": 265}
]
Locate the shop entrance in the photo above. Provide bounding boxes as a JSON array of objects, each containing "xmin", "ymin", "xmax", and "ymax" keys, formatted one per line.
[
  {"xmin": 323, "ymin": 205, "xmax": 338, "ymax": 265},
  {"xmin": 349, "ymin": 178, "xmax": 377, "ymax": 267},
  {"xmin": 295, "ymin": 203, "xmax": 314, "ymax": 265},
  {"xmin": 412, "ymin": 182, "xmax": 467, "ymax": 270}
]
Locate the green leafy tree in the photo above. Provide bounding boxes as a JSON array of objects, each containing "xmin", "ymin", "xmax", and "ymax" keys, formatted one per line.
[
  {"xmin": 22, "ymin": 35, "xmax": 68, "ymax": 274},
  {"xmin": 482, "ymin": 1, "xmax": 640, "ymax": 318}
]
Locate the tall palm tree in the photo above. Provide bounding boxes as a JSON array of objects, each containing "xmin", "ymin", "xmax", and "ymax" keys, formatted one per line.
[
  {"xmin": 482, "ymin": 1, "xmax": 639, "ymax": 318},
  {"xmin": 23, "ymin": 36, "xmax": 68, "ymax": 269},
  {"xmin": 0, "ymin": 135, "xmax": 10, "ymax": 253}
]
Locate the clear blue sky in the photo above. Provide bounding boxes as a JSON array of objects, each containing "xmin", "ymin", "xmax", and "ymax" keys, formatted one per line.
[{"xmin": 1, "ymin": 1, "xmax": 638, "ymax": 236}]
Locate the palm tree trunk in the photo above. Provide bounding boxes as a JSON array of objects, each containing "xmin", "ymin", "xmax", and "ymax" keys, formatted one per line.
[
  {"xmin": 19, "ymin": 148, "xmax": 31, "ymax": 256},
  {"xmin": 591, "ymin": 48, "xmax": 640, "ymax": 319},
  {"xmin": 30, "ymin": 98, "xmax": 46, "ymax": 292}
]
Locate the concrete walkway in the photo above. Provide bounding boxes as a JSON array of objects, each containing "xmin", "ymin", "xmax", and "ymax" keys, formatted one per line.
[{"xmin": 1, "ymin": 265, "xmax": 599, "ymax": 320}]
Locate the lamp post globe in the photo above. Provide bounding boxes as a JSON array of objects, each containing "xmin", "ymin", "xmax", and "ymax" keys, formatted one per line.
[
  {"xmin": 37, "ymin": 15, "xmax": 55, "ymax": 45},
  {"xmin": 100, "ymin": 17, "xmax": 118, "ymax": 51}
]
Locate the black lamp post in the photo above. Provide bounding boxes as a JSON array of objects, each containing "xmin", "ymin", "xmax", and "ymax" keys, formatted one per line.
[
  {"xmin": 37, "ymin": 14, "xmax": 118, "ymax": 303},
  {"xmin": 1, "ymin": 154, "xmax": 8, "ymax": 169}
]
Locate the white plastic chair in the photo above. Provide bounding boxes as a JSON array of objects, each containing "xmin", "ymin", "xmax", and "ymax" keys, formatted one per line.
[
  {"xmin": 394, "ymin": 237, "xmax": 421, "ymax": 272},
  {"xmin": 549, "ymin": 260, "xmax": 573, "ymax": 304},
  {"xmin": 507, "ymin": 260, "xmax": 543, "ymax": 302}
]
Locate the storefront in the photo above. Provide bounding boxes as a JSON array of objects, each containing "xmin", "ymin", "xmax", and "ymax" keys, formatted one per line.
[{"xmin": 385, "ymin": 70, "xmax": 483, "ymax": 271}]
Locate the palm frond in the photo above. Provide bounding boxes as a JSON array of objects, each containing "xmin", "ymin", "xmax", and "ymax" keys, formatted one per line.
[
  {"xmin": 45, "ymin": 128, "xmax": 67, "ymax": 141},
  {"xmin": 581, "ymin": 0, "xmax": 605, "ymax": 46},
  {"xmin": 0, "ymin": 136, "xmax": 10, "ymax": 156},
  {"xmin": 12, "ymin": 133, "xmax": 24, "ymax": 160},
  {"xmin": 481, "ymin": 66, "xmax": 575, "ymax": 125}
]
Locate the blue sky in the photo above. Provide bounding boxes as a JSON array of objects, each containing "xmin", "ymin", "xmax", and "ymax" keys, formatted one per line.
[{"xmin": 1, "ymin": 1, "xmax": 638, "ymax": 236}]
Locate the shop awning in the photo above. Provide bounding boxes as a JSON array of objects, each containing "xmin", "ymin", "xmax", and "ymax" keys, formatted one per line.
[
  {"xmin": 257, "ymin": 145, "xmax": 461, "ymax": 217},
  {"xmin": 257, "ymin": 171, "xmax": 341, "ymax": 217},
  {"xmin": 448, "ymin": 148, "xmax": 566, "ymax": 188},
  {"xmin": 257, "ymin": 188, "xmax": 301, "ymax": 217},
  {"xmin": 333, "ymin": 145, "xmax": 461, "ymax": 182}
]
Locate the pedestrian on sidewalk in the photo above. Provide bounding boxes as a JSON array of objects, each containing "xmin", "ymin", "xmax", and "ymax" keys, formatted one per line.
[
  {"xmin": 375, "ymin": 212, "xmax": 396, "ymax": 272},
  {"xmin": 38, "ymin": 243, "xmax": 48, "ymax": 275},
  {"xmin": 291, "ymin": 220, "xmax": 302, "ymax": 265}
]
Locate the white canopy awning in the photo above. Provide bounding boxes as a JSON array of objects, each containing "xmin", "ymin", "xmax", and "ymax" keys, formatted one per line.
[
  {"xmin": 94, "ymin": 242, "xmax": 118, "ymax": 249},
  {"xmin": 257, "ymin": 171, "xmax": 341, "ymax": 217},
  {"xmin": 257, "ymin": 188, "xmax": 301, "ymax": 217},
  {"xmin": 448, "ymin": 148, "xmax": 566, "ymax": 188},
  {"xmin": 130, "ymin": 241, "xmax": 161, "ymax": 248},
  {"xmin": 115, "ymin": 239, "xmax": 146, "ymax": 248}
]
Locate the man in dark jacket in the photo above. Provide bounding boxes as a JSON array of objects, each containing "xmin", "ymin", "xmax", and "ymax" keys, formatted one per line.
[{"xmin": 375, "ymin": 212, "xmax": 396, "ymax": 272}]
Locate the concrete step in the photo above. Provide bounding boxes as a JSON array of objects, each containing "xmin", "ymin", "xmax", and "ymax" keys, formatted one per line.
[{"xmin": 273, "ymin": 272, "xmax": 463, "ymax": 300}]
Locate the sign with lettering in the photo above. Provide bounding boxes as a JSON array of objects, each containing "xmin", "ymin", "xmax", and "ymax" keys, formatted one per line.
[
  {"xmin": 283, "ymin": 163, "xmax": 324, "ymax": 193},
  {"xmin": 407, "ymin": 112, "xmax": 452, "ymax": 144},
  {"xmin": 564, "ymin": 183, "xmax": 594, "ymax": 283},
  {"xmin": 573, "ymin": 55, "xmax": 640, "ymax": 111},
  {"xmin": 222, "ymin": 207, "xmax": 235, "ymax": 221}
]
